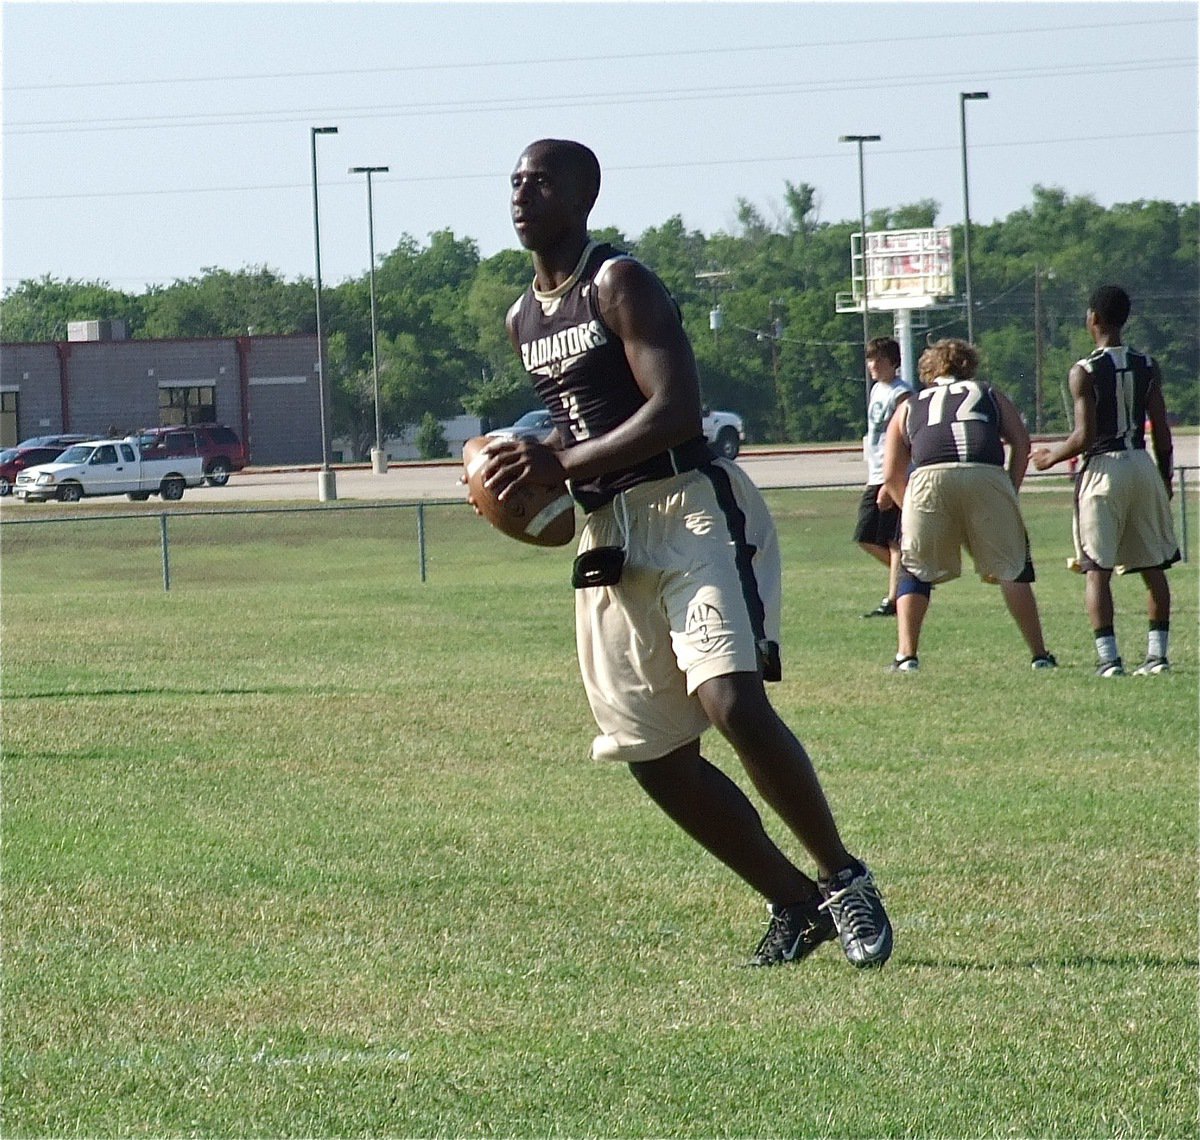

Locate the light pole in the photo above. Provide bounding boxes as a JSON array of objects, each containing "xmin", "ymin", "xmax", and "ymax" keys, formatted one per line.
[
  {"xmin": 310, "ymin": 125, "xmax": 338, "ymax": 501},
  {"xmin": 959, "ymin": 91, "xmax": 989, "ymax": 343},
  {"xmin": 350, "ymin": 164, "xmax": 390, "ymax": 475},
  {"xmin": 839, "ymin": 134, "xmax": 881, "ymax": 403}
]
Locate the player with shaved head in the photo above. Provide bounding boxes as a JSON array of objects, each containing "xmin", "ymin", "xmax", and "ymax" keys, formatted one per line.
[{"xmin": 472, "ymin": 138, "xmax": 893, "ymax": 969}]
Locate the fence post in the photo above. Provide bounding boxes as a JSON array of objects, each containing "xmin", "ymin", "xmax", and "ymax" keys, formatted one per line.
[
  {"xmin": 159, "ymin": 513, "xmax": 171, "ymax": 591},
  {"xmin": 1180, "ymin": 466, "xmax": 1188, "ymax": 564},
  {"xmin": 417, "ymin": 502, "xmax": 427, "ymax": 583}
]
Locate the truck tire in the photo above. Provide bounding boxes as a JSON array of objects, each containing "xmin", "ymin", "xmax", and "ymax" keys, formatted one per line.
[
  {"xmin": 715, "ymin": 427, "xmax": 740, "ymax": 459},
  {"xmin": 0, "ymin": 477, "xmax": 9, "ymax": 496},
  {"xmin": 57, "ymin": 482, "xmax": 84, "ymax": 503},
  {"xmin": 159, "ymin": 476, "xmax": 186, "ymax": 501},
  {"xmin": 205, "ymin": 458, "xmax": 232, "ymax": 487}
]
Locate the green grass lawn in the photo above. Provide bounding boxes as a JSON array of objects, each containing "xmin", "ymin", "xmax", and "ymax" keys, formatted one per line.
[{"xmin": 2, "ymin": 489, "xmax": 1196, "ymax": 1138}]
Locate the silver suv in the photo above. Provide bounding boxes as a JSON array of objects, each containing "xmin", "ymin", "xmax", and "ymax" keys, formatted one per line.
[{"xmin": 491, "ymin": 408, "xmax": 746, "ymax": 459}]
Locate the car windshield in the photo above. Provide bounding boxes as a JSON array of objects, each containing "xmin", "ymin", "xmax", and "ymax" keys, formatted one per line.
[
  {"xmin": 0, "ymin": 449, "xmax": 16, "ymax": 463},
  {"xmin": 513, "ymin": 411, "xmax": 549, "ymax": 429},
  {"xmin": 56, "ymin": 445, "xmax": 92, "ymax": 463}
]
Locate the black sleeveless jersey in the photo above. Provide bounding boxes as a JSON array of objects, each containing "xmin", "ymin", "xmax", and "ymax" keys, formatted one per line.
[
  {"xmin": 1078, "ymin": 345, "xmax": 1158, "ymax": 455},
  {"xmin": 905, "ymin": 379, "xmax": 1005, "ymax": 468},
  {"xmin": 509, "ymin": 241, "xmax": 709, "ymax": 510}
]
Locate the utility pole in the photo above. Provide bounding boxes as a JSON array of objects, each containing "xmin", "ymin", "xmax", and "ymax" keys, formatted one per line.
[{"xmin": 1034, "ymin": 268, "xmax": 1045, "ymax": 433}]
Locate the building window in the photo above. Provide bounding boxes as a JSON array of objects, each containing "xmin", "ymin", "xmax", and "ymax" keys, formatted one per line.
[
  {"xmin": 0, "ymin": 391, "xmax": 18, "ymax": 447},
  {"xmin": 159, "ymin": 385, "xmax": 216, "ymax": 426}
]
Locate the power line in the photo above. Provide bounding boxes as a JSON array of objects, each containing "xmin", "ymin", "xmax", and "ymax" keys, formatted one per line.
[
  {"xmin": 4, "ymin": 130, "xmax": 1192, "ymax": 205},
  {"xmin": 4, "ymin": 15, "xmax": 1192, "ymax": 93},
  {"xmin": 6, "ymin": 56, "xmax": 1193, "ymax": 136}
]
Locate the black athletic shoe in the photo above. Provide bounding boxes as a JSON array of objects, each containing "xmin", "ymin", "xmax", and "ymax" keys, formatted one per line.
[
  {"xmin": 862, "ymin": 598, "xmax": 897, "ymax": 618},
  {"xmin": 1031, "ymin": 653, "xmax": 1058, "ymax": 670},
  {"xmin": 818, "ymin": 863, "xmax": 893, "ymax": 969},
  {"xmin": 1132, "ymin": 656, "xmax": 1170, "ymax": 676},
  {"xmin": 747, "ymin": 898, "xmax": 836, "ymax": 967}
]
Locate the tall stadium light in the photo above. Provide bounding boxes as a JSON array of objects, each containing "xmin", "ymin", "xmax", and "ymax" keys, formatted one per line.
[
  {"xmin": 350, "ymin": 164, "xmax": 390, "ymax": 475},
  {"xmin": 839, "ymin": 134, "xmax": 881, "ymax": 400},
  {"xmin": 311, "ymin": 125, "xmax": 338, "ymax": 502},
  {"xmin": 959, "ymin": 92, "xmax": 989, "ymax": 343}
]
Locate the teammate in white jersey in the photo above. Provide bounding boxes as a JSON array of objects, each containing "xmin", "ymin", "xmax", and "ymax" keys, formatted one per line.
[{"xmin": 854, "ymin": 337, "xmax": 911, "ymax": 618}]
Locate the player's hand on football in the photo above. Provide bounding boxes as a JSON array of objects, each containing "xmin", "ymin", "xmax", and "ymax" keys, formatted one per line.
[
  {"xmin": 459, "ymin": 469, "xmax": 485, "ymax": 515},
  {"xmin": 481, "ymin": 438, "xmax": 567, "ymax": 502}
]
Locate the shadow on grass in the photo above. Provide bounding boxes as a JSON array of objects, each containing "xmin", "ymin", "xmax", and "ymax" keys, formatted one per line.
[
  {"xmin": 8, "ymin": 686, "xmax": 307, "ymax": 700},
  {"xmin": 900, "ymin": 954, "xmax": 1198, "ymax": 971}
]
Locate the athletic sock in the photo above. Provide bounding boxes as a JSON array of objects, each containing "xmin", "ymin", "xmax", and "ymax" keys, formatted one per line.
[
  {"xmin": 1094, "ymin": 628, "xmax": 1118, "ymax": 664},
  {"xmin": 1148, "ymin": 622, "xmax": 1169, "ymax": 661}
]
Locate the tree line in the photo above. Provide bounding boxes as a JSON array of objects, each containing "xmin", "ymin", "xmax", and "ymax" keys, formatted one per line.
[{"xmin": 3, "ymin": 184, "xmax": 1195, "ymax": 456}]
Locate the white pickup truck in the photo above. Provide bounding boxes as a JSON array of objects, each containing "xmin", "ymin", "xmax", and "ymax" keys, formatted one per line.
[
  {"xmin": 13, "ymin": 437, "xmax": 206, "ymax": 503},
  {"xmin": 702, "ymin": 408, "xmax": 745, "ymax": 459}
]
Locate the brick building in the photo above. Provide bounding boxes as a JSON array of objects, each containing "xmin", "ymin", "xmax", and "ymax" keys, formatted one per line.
[{"xmin": 0, "ymin": 323, "xmax": 324, "ymax": 465}]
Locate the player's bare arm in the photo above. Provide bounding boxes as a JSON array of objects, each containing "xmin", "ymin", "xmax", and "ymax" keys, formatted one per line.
[
  {"xmin": 881, "ymin": 403, "xmax": 910, "ymax": 508},
  {"xmin": 994, "ymin": 386, "xmax": 1031, "ymax": 491},
  {"xmin": 1031, "ymin": 364, "xmax": 1095, "ymax": 470},
  {"xmin": 1145, "ymin": 365, "xmax": 1174, "ymax": 496},
  {"xmin": 559, "ymin": 257, "xmax": 703, "ymax": 483}
]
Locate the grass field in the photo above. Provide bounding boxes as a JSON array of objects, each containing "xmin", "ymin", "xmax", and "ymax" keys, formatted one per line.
[{"xmin": 2, "ymin": 488, "xmax": 1197, "ymax": 1138}]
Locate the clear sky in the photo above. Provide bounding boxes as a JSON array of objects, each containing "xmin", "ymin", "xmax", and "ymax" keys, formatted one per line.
[{"xmin": 2, "ymin": 0, "xmax": 1196, "ymax": 294}]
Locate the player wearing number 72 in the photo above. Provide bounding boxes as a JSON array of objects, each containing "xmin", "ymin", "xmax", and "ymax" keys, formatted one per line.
[{"xmin": 880, "ymin": 338, "xmax": 1057, "ymax": 673}]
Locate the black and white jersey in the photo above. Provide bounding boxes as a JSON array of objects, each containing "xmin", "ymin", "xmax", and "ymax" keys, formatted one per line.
[
  {"xmin": 905, "ymin": 378, "xmax": 1005, "ymax": 468},
  {"xmin": 509, "ymin": 241, "xmax": 707, "ymax": 511},
  {"xmin": 1078, "ymin": 345, "xmax": 1159, "ymax": 455}
]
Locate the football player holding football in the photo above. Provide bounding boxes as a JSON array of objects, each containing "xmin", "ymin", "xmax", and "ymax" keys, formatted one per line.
[{"xmin": 471, "ymin": 138, "xmax": 893, "ymax": 969}]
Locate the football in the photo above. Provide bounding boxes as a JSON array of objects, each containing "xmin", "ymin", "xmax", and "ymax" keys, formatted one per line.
[{"xmin": 462, "ymin": 435, "xmax": 575, "ymax": 547}]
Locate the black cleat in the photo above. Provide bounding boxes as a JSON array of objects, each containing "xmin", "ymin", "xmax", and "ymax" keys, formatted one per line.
[
  {"xmin": 862, "ymin": 598, "xmax": 897, "ymax": 618},
  {"xmin": 747, "ymin": 898, "xmax": 836, "ymax": 967}
]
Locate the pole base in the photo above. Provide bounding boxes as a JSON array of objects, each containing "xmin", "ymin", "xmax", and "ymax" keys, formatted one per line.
[
  {"xmin": 317, "ymin": 468, "xmax": 338, "ymax": 501},
  {"xmin": 370, "ymin": 447, "xmax": 388, "ymax": 475}
]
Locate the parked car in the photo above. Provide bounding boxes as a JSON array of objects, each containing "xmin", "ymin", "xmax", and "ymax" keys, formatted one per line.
[
  {"xmin": 488, "ymin": 407, "xmax": 746, "ymax": 459},
  {"xmin": 486, "ymin": 409, "xmax": 554, "ymax": 439},
  {"xmin": 13, "ymin": 437, "xmax": 205, "ymax": 503},
  {"xmin": 135, "ymin": 424, "xmax": 247, "ymax": 486},
  {"xmin": 0, "ymin": 444, "xmax": 74, "ymax": 496},
  {"xmin": 16, "ymin": 433, "xmax": 90, "ymax": 450}
]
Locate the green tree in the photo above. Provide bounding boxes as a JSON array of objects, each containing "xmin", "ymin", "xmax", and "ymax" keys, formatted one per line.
[
  {"xmin": 141, "ymin": 267, "xmax": 312, "ymax": 338},
  {"xmin": 0, "ymin": 276, "xmax": 143, "ymax": 341}
]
